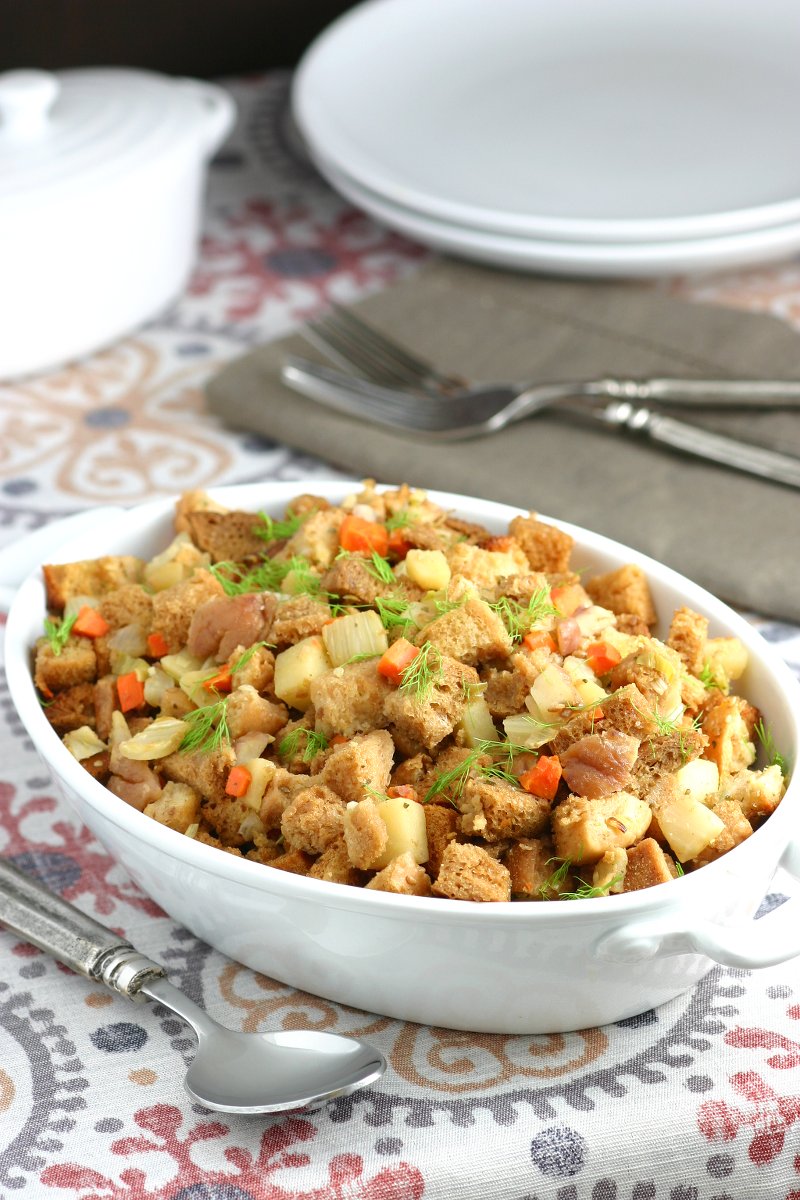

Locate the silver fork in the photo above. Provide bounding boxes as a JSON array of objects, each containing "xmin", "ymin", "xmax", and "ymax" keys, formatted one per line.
[
  {"xmin": 307, "ymin": 302, "xmax": 800, "ymax": 409},
  {"xmin": 281, "ymin": 315, "xmax": 800, "ymax": 489}
]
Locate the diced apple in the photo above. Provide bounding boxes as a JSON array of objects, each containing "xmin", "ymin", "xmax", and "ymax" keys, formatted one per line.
[
  {"xmin": 674, "ymin": 758, "xmax": 720, "ymax": 806},
  {"xmin": 274, "ymin": 636, "xmax": 332, "ymax": 711},
  {"xmin": 650, "ymin": 778, "xmax": 725, "ymax": 863},
  {"xmin": 563, "ymin": 656, "xmax": 607, "ymax": 707},
  {"xmin": 527, "ymin": 663, "xmax": 582, "ymax": 716},
  {"xmin": 242, "ymin": 758, "xmax": 277, "ymax": 811},
  {"xmin": 370, "ymin": 796, "xmax": 428, "ymax": 869},
  {"xmin": 405, "ymin": 549, "xmax": 451, "ymax": 592}
]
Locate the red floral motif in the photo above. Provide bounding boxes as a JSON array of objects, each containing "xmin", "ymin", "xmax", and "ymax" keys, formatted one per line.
[
  {"xmin": 698, "ymin": 1070, "xmax": 800, "ymax": 1168},
  {"xmin": 0, "ymin": 781, "xmax": 162, "ymax": 920},
  {"xmin": 190, "ymin": 199, "xmax": 427, "ymax": 323},
  {"xmin": 40, "ymin": 1104, "xmax": 425, "ymax": 1200},
  {"xmin": 725, "ymin": 1023, "xmax": 800, "ymax": 1071}
]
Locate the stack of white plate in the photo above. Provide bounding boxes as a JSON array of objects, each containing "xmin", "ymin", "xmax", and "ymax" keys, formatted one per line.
[{"xmin": 293, "ymin": 0, "xmax": 800, "ymax": 277}]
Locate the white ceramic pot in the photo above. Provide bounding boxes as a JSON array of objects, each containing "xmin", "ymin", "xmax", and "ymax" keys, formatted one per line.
[
  {"xmin": 0, "ymin": 68, "xmax": 235, "ymax": 380},
  {"xmin": 4, "ymin": 483, "xmax": 800, "ymax": 1034}
]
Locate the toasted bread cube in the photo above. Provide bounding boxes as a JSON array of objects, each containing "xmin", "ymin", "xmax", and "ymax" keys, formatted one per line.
[
  {"xmin": 226, "ymin": 685, "xmax": 287, "ymax": 739},
  {"xmin": 230, "ymin": 643, "xmax": 275, "ymax": 693},
  {"xmin": 432, "ymin": 842, "xmax": 511, "ymax": 903},
  {"xmin": 384, "ymin": 654, "xmax": 478, "ymax": 754},
  {"xmin": 161, "ymin": 744, "xmax": 235, "ymax": 805},
  {"xmin": 259, "ymin": 766, "xmax": 318, "ymax": 831},
  {"xmin": 505, "ymin": 838, "xmax": 571, "ymax": 900},
  {"xmin": 320, "ymin": 730, "xmax": 394, "ymax": 804},
  {"xmin": 508, "ymin": 514, "xmax": 574, "ymax": 573},
  {"xmin": 423, "ymin": 804, "xmax": 460, "ymax": 879},
  {"xmin": 366, "ymin": 851, "xmax": 432, "ymax": 896},
  {"xmin": 446, "ymin": 542, "xmax": 530, "ymax": 588},
  {"xmin": 343, "ymin": 798, "xmax": 389, "ymax": 869},
  {"xmin": 585, "ymin": 564, "xmax": 657, "ymax": 626},
  {"xmin": 666, "ymin": 606, "xmax": 708, "ymax": 674},
  {"xmin": 691, "ymin": 798, "xmax": 753, "ymax": 867},
  {"xmin": 307, "ymin": 836, "xmax": 362, "ymax": 885},
  {"xmin": 552, "ymin": 791, "xmax": 652, "ymax": 865},
  {"xmin": 310, "ymin": 660, "xmax": 393, "ymax": 738},
  {"xmin": 281, "ymin": 784, "xmax": 345, "ymax": 854},
  {"xmin": 701, "ymin": 694, "xmax": 757, "ymax": 779},
  {"xmin": 268, "ymin": 849, "xmax": 314, "ymax": 876},
  {"xmin": 721, "ymin": 765, "xmax": 785, "ymax": 823},
  {"xmin": 459, "ymin": 777, "xmax": 551, "ymax": 842},
  {"xmin": 622, "ymin": 839, "xmax": 675, "ymax": 892},
  {"xmin": 34, "ymin": 637, "xmax": 97, "ymax": 695},
  {"xmin": 99, "ymin": 584, "xmax": 154, "ymax": 634},
  {"xmin": 417, "ymin": 597, "xmax": 512, "ymax": 666},
  {"xmin": 184, "ymin": 510, "xmax": 267, "ymax": 562},
  {"xmin": 45, "ymin": 682, "xmax": 96, "ymax": 734},
  {"xmin": 270, "ymin": 595, "xmax": 332, "ymax": 646},
  {"xmin": 282, "ymin": 508, "xmax": 345, "ymax": 568},
  {"xmin": 144, "ymin": 782, "xmax": 200, "ymax": 833},
  {"xmin": 43, "ymin": 555, "xmax": 143, "ymax": 612}
]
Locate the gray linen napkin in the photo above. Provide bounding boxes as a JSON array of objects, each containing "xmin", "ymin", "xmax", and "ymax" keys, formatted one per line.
[{"xmin": 206, "ymin": 259, "xmax": 798, "ymax": 621}]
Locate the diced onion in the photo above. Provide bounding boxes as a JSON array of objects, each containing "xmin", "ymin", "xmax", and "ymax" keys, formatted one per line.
[
  {"xmin": 503, "ymin": 712, "xmax": 557, "ymax": 750},
  {"xmin": 63, "ymin": 594, "xmax": 100, "ymax": 620},
  {"xmin": 184, "ymin": 823, "xmax": 200, "ymax": 839},
  {"xmin": 237, "ymin": 811, "xmax": 266, "ymax": 840},
  {"xmin": 242, "ymin": 758, "xmax": 277, "ymax": 811},
  {"xmin": 143, "ymin": 666, "xmax": 173, "ymax": 709},
  {"xmin": 234, "ymin": 731, "xmax": 272, "ymax": 764},
  {"xmin": 562, "ymin": 656, "xmax": 608, "ymax": 707},
  {"xmin": 107, "ymin": 623, "xmax": 147, "ymax": 656},
  {"xmin": 161, "ymin": 650, "xmax": 204, "ymax": 682},
  {"xmin": 322, "ymin": 610, "xmax": 388, "ymax": 667},
  {"xmin": 461, "ymin": 697, "xmax": 498, "ymax": 746},
  {"xmin": 118, "ymin": 716, "xmax": 187, "ymax": 760},
  {"xmin": 529, "ymin": 663, "xmax": 581, "ymax": 716},
  {"xmin": 63, "ymin": 726, "xmax": 107, "ymax": 761},
  {"xmin": 110, "ymin": 710, "xmax": 131, "ymax": 746},
  {"xmin": 109, "ymin": 652, "xmax": 149, "ymax": 681}
]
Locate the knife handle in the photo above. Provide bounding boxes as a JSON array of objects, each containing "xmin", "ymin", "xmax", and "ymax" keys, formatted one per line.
[{"xmin": 592, "ymin": 400, "xmax": 800, "ymax": 489}]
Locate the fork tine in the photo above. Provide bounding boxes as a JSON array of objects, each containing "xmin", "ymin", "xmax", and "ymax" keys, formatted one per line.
[
  {"xmin": 328, "ymin": 303, "xmax": 465, "ymax": 392},
  {"xmin": 306, "ymin": 316, "xmax": 420, "ymax": 389}
]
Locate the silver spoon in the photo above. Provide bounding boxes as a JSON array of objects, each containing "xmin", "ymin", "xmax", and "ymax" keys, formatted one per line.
[{"xmin": 0, "ymin": 857, "xmax": 386, "ymax": 1113}]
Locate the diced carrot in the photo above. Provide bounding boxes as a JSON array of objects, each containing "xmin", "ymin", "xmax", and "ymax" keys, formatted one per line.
[
  {"xmin": 339, "ymin": 514, "xmax": 389, "ymax": 557},
  {"xmin": 387, "ymin": 529, "xmax": 411, "ymax": 559},
  {"xmin": 72, "ymin": 606, "xmax": 110, "ymax": 639},
  {"xmin": 387, "ymin": 784, "xmax": 418, "ymax": 802},
  {"xmin": 522, "ymin": 630, "xmax": 557, "ymax": 653},
  {"xmin": 377, "ymin": 637, "xmax": 420, "ymax": 685},
  {"xmin": 117, "ymin": 671, "xmax": 145, "ymax": 713},
  {"xmin": 519, "ymin": 755, "xmax": 562, "ymax": 801},
  {"xmin": 225, "ymin": 765, "xmax": 252, "ymax": 798},
  {"xmin": 482, "ymin": 535, "xmax": 514, "ymax": 552},
  {"xmin": 330, "ymin": 734, "xmax": 349, "ymax": 746},
  {"xmin": 203, "ymin": 667, "xmax": 232, "ymax": 693},
  {"xmin": 147, "ymin": 631, "xmax": 169, "ymax": 658},
  {"xmin": 585, "ymin": 642, "xmax": 622, "ymax": 675}
]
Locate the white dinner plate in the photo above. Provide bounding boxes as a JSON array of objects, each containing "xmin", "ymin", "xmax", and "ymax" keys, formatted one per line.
[
  {"xmin": 315, "ymin": 152, "xmax": 800, "ymax": 278},
  {"xmin": 294, "ymin": 0, "xmax": 800, "ymax": 244}
]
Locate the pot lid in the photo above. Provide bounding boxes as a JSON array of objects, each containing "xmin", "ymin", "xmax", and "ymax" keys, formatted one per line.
[{"xmin": 0, "ymin": 68, "xmax": 235, "ymax": 208}]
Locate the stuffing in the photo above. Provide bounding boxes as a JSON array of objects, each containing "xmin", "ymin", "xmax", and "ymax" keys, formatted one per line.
[{"xmin": 44, "ymin": 483, "xmax": 787, "ymax": 905}]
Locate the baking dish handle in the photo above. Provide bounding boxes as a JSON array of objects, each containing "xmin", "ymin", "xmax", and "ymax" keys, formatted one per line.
[
  {"xmin": 596, "ymin": 838, "xmax": 800, "ymax": 970},
  {"xmin": 0, "ymin": 506, "xmax": 125, "ymax": 612},
  {"xmin": 177, "ymin": 79, "xmax": 236, "ymax": 157}
]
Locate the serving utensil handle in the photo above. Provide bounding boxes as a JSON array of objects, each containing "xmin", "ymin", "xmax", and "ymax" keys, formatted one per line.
[
  {"xmin": 0, "ymin": 857, "xmax": 165, "ymax": 1000},
  {"xmin": 600, "ymin": 377, "xmax": 800, "ymax": 408},
  {"xmin": 590, "ymin": 401, "xmax": 800, "ymax": 489}
]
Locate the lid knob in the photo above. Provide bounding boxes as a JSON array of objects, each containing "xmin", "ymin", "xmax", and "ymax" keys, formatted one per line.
[{"xmin": 0, "ymin": 70, "xmax": 60, "ymax": 138}]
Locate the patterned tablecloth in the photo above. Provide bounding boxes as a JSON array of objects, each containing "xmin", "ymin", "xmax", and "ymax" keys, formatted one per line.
[{"xmin": 1, "ymin": 73, "xmax": 800, "ymax": 1200}]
